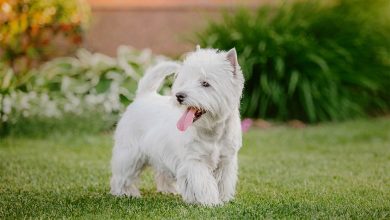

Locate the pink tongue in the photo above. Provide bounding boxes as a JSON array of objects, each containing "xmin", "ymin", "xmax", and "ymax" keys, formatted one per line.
[{"xmin": 177, "ymin": 108, "xmax": 196, "ymax": 132}]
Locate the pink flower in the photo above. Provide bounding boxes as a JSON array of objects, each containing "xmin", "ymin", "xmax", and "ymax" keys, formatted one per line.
[{"xmin": 241, "ymin": 118, "xmax": 253, "ymax": 132}]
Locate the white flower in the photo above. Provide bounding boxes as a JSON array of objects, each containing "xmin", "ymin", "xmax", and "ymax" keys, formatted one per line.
[
  {"xmin": 2, "ymin": 114, "xmax": 8, "ymax": 122},
  {"xmin": 1, "ymin": 46, "xmax": 172, "ymax": 125},
  {"xmin": 2, "ymin": 96, "xmax": 12, "ymax": 114},
  {"xmin": 20, "ymin": 94, "xmax": 31, "ymax": 110}
]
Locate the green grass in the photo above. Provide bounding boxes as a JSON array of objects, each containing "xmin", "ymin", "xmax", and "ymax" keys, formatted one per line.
[{"xmin": 1, "ymin": 118, "xmax": 390, "ymax": 219}]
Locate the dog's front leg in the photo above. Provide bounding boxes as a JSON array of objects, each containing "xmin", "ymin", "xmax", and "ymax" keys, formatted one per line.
[
  {"xmin": 214, "ymin": 153, "xmax": 238, "ymax": 203},
  {"xmin": 177, "ymin": 160, "xmax": 221, "ymax": 206}
]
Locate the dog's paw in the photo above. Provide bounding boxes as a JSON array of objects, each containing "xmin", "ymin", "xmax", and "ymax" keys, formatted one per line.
[
  {"xmin": 157, "ymin": 186, "xmax": 178, "ymax": 195},
  {"xmin": 124, "ymin": 186, "xmax": 141, "ymax": 198},
  {"xmin": 199, "ymin": 199, "xmax": 223, "ymax": 206},
  {"xmin": 182, "ymin": 189, "xmax": 222, "ymax": 206},
  {"xmin": 220, "ymin": 193, "xmax": 235, "ymax": 203},
  {"xmin": 111, "ymin": 185, "xmax": 141, "ymax": 198},
  {"xmin": 187, "ymin": 197, "xmax": 222, "ymax": 206}
]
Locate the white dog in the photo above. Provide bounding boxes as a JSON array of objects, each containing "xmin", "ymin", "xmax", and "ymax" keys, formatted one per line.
[{"xmin": 110, "ymin": 47, "xmax": 244, "ymax": 206}]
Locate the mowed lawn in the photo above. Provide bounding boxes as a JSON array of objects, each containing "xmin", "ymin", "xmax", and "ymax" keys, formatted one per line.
[{"xmin": 0, "ymin": 118, "xmax": 389, "ymax": 219}]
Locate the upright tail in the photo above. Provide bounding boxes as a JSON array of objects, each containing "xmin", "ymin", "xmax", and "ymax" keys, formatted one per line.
[{"xmin": 136, "ymin": 61, "xmax": 180, "ymax": 98}]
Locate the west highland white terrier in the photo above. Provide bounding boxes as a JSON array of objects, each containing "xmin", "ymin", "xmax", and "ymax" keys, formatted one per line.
[{"xmin": 110, "ymin": 47, "xmax": 244, "ymax": 206}]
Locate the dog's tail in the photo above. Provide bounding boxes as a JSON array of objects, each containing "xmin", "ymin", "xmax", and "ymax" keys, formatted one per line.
[{"xmin": 136, "ymin": 61, "xmax": 180, "ymax": 97}]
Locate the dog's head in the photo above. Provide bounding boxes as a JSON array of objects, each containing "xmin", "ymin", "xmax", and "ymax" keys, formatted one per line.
[{"xmin": 172, "ymin": 47, "xmax": 244, "ymax": 131}]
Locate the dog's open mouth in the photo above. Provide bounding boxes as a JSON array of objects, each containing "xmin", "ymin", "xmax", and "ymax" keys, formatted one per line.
[{"xmin": 177, "ymin": 107, "xmax": 206, "ymax": 132}]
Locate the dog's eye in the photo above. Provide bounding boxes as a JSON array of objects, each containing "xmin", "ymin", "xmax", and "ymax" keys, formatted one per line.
[{"xmin": 201, "ymin": 81, "xmax": 210, "ymax": 87}]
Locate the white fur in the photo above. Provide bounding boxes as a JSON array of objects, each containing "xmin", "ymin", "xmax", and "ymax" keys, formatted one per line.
[{"xmin": 110, "ymin": 48, "xmax": 244, "ymax": 206}]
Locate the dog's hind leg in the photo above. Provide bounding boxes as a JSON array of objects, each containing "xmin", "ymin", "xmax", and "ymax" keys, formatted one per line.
[
  {"xmin": 155, "ymin": 170, "xmax": 177, "ymax": 195},
  {"xmin": 110, "ymin": 143, "xmax": 145, "ymax": 198}
]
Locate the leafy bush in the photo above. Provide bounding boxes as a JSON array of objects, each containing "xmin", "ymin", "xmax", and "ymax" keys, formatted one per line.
[
  {"xmin": 0, "ymin": 0, "xmax": 90, "ymax": 74},
  {"xmin": 0, "ymin": 46, "xmax": 170, "ymax": 136},
  {"xmin": 196, "ymin": 0, "xmax": 390, "ymax": 122}
]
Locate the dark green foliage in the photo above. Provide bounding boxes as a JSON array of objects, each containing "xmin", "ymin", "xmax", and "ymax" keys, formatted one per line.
[{"xmin": 196, "ymin": 0, "xmax": 390, "ymax": 122}]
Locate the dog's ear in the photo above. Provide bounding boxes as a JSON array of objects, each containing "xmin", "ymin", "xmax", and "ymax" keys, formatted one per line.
[{"xmin": 226, "ymin": 48, "xmax": 238, "ymax": 75}]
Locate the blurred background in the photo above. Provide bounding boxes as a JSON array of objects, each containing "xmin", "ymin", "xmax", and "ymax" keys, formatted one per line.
[{"xmin": 0, "ymin": 0, "xmax": 389, "ymax": 136}]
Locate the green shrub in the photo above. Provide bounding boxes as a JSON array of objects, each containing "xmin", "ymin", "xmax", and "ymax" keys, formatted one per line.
[
  {"xmin": 0, "ymin": 0, "xmax": 90, "ymax": 74},
  {"xmin": 0, "ymin": 46, "xmax": 170, "ymax": 136},
  {"xmin": 196, "ymin": 0, "xmax": 390, "ymax": 122}
]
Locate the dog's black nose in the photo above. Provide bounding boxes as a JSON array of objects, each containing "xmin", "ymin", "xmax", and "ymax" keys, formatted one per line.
[{"xmin": 176, "ymin": 92, "xmax": 187, "ymax": 104}]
